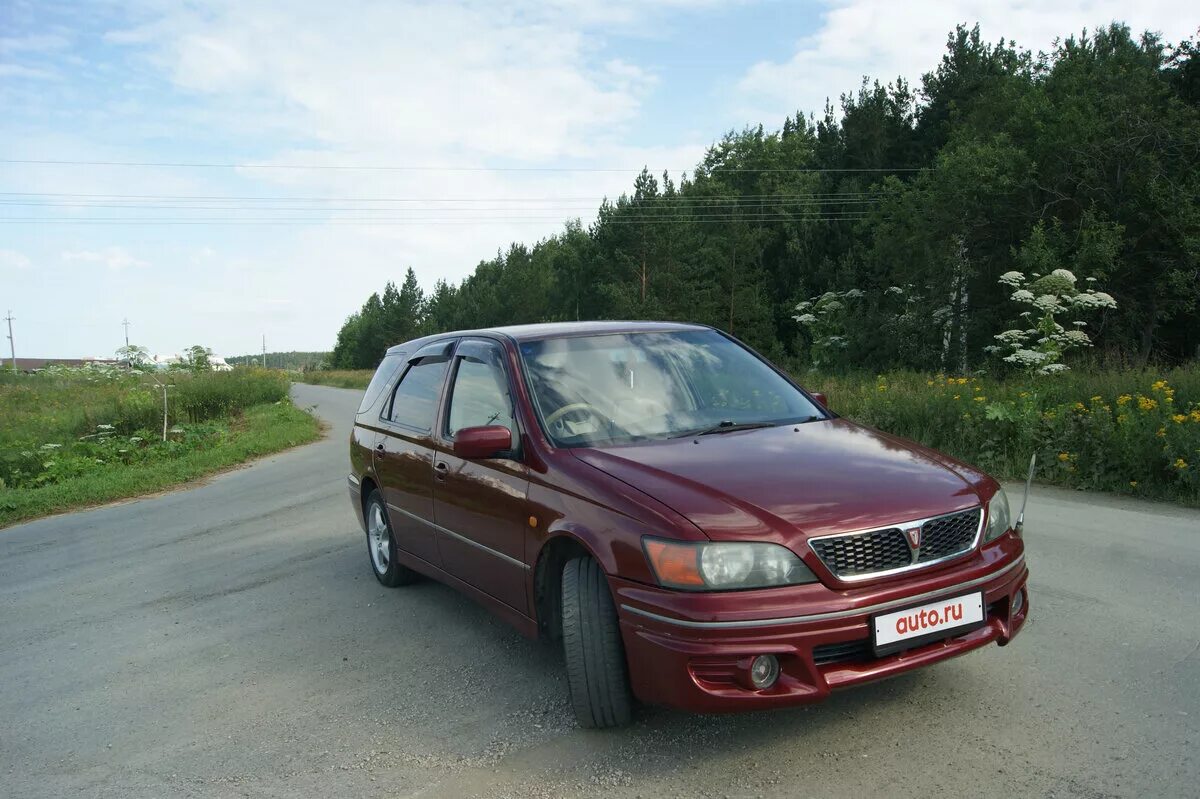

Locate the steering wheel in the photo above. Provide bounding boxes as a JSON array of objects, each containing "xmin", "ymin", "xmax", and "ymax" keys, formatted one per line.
[{"xmin": 544, "ymin": 402, "xmax": 606, "ymax": 429}]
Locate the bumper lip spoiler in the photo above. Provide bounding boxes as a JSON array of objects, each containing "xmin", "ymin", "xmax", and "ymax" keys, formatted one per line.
[{"xmin": 620, "ymin": 554, "xmax": 1025, "ymax": 630}]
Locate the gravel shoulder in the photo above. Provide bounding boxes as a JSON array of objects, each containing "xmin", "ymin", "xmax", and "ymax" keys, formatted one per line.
[{"xmin": 1, "ymin": 383, "xmax": 1196, "ymax": 798}]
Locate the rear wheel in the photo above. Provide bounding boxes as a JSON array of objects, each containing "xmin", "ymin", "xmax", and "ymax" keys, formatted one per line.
[
  {"xmin": 364, "ymin": 490, "xmax": 418, "ymax": 587},
  {"xmin": 561, "ymin": 556, "xmax": 633, "ymax": 728}
]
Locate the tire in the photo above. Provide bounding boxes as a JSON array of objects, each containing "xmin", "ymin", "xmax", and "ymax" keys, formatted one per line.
[
  {"xmin": 364, "ymin": 490, "xmax": 418, "ymax": 587},
  {"xmin": 561, "ymin": 556, "xmax": 633, "ymax": 728}
]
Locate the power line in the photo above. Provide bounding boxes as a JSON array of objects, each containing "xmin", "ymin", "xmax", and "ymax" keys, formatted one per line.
[
  {"xmin": 0, "ymin": 190, "xmax": 890, "ymax": 202},
  {"xmin": 0, "ymin": 199, "xmax": 882, "ymax": 212},
  {"xmin": 0, "ymin": 215, "xmax": 877, "ymax": 226},
  {"xmin": 0, "ymin": 158, "xmax": 924, "ymax": 174}
]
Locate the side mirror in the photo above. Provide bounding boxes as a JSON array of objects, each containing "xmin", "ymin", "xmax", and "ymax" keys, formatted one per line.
[
  {"xmin": 811, "ymin": 391, "xmax": 828, "ymax": 408},
  {"xmin": 452, "ymin": 425, "xmax": 512, "ymax": 459}
]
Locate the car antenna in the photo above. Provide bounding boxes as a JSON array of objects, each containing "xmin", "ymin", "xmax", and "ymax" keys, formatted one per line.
[{"xmin": 1015, "ymin": 453, "xmax": 1036, "ymax": 534}]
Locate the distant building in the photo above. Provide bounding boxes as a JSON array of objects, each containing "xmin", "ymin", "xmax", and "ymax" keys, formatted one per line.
[
  {"xmin": 11, "ymin": 357, "xmax": 118, "ymax": 372},
  {"xmin": 150, "ymin": 353, "xmax": 234, "ymax": 371}
]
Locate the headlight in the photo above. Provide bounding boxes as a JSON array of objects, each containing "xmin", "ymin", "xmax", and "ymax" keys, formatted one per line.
[
  {"xmin": 643, "ymin": 538, "xmax": 818, "ymax": 590},
  {"xmin": 984, "ymin": 488, "xmax": 1011, "ymax": 542}
]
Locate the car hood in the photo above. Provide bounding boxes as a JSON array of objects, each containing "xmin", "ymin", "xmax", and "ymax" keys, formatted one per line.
[{"xmin": 572, "ymin": 419, "xmax": 990, "ymax": 545}]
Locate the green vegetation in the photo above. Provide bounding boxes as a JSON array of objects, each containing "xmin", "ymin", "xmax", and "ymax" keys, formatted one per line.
[
  {"xmin": 227, "ymin": 351, "xmax": 331, "ymax": 370},
  {"xmin": 0, "ymin": 367, "xmax": 321, "ymax": 527},
  {"xmin": 809, "ymin": 368, "xmax": 1200, "ymax": 505},
  {"xmin": 330, "ymin": 24, "xmax": 1198, "ymax": 373}
]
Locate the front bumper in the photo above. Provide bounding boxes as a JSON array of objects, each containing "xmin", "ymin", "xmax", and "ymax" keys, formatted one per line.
[{"xmin": 613, "ymin": 537, "xmax": 1029, "ymax": 713}]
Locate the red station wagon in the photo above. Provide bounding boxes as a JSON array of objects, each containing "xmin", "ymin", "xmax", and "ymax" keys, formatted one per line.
[{"xmin": 348, "ymin": 322, "xmax": 1029, "ymax": 727}]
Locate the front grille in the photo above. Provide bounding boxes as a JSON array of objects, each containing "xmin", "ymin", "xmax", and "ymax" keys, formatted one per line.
[
  {"xmin": 809, "ymin": 528, "xmax": 911, "ymax": 577},
  {"xmin": 809, "ymin": 507, "xmax": 982, "ymax": 580},
  {"xmin": 917, "ymin": 508, "xmax": 982, "ymax": 562}
]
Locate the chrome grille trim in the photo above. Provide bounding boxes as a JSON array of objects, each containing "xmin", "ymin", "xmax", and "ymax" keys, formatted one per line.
[{"xmin": 808, "ymin": 507, "xmax": 984, "ymax": 582}]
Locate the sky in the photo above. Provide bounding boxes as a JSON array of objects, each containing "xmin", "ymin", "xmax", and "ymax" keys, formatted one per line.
[{"xmin": 1, "ymin": 0, "xmax": 1195, "ymax": 359}]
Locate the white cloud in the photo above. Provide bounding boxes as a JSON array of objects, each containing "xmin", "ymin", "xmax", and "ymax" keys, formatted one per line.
[
  {"xmin": 62, "ymin": 247, "xmax": 149, "ymax": 271},
  {"xmin": 0, "ymin": 249, "xmax": 33, "ymax": 270},
  {"xmin": 114, "ymin": 1, "xmax": 676, "ymax": 162},
  {"xmin": 736, "ymin": 0, "xmax": 1198, "ymax": 123}
]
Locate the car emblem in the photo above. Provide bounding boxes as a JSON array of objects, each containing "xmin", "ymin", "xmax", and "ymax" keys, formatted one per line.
[{"xmin": 903, "ymin": 526, "xmax": 922, "ymax": 549}]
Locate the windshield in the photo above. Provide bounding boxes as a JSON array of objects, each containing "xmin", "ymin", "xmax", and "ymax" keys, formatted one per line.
[{"xmin": 519, "ymin": 330, "xmax": 824, "ymax": 447}]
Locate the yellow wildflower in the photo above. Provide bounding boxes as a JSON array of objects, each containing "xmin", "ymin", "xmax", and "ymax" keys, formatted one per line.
[
  {"xmin": 1090, "ymin": 395, "xmax": 1102, "ymax": 403},
  {"xmin": 1117, "ymin": 414, "xmax": 1129, "ymax": 425},
  {"xmin": 1073, "ymin": 402, "xmax": 1086, "ymax": 412},
  {"xmin": 1116, "ymin": 394, "xmax": 1132, "ymax": 405},
  {"xmin": 1190, "ymin": 410, "xmax": 1200, "ymax": 423},
  {"xmin": 1019, "ymin": 391, "xmax": 1029, "ymax": 399},
  {"xmin": 953, "ymin": 394, "xmax": 960, "ymax": 400},
  {"xmin": 926, "ymin": 380, "xmax": 935, "ymax": 386},
  {"xmin": 1129, "ymin": 480, "xmax": 1138, "ymax": 488},
  {"xmin": 1057, "ymin": 452, "xmax": 1070, "ymax": 462},
  {"xmin": 1138, "ymin": 396, "xmax": 1157, "ymax": 412},
  {"xmin": 1156, "ymin": 427, "xmax": 1166, "ymax": 438},
  {"xmin": 1174, "ymin": 458, "xmax": 1188, "ymax": 470},
  {"xmin": 973, "ymin": 396, "xmax": 986, "ymax": 403},
  {"xmin": 1173, "ymin": 414, "xmax": 1187, "ymax": 424},
  {"xmin": 1151, "ymin": 380, "xmax": 1168, "ymax": 391},
  {"xmin": 957, "ymin": 377, "xmax": 968, "ymax": 385}
]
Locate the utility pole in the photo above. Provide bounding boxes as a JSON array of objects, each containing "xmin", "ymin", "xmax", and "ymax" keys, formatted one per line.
[
  {"xmin": 122, "ymin": 318, "xmax": 130, "ymax": 348},
  {"xmin": 262, "ymin": 335, "xmax": 267, "ymax": 369},
  {"xmin": 4, "ymin": 310, "xmax": 14, "ymax": 372}
]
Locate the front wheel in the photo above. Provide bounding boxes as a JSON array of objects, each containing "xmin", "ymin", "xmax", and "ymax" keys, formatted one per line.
[
  {"xmin": 364, "ymin": 490, "xmax": 418, "ymax": 587},
  {"xmin": 561, "ymin": 556, "xmax": 634, "ymax": 728}
]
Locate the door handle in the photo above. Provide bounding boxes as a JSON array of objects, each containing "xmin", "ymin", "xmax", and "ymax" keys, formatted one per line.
[
  {"xmin": 434, "ymin": 461, "xmax": 449, "ymax": 480},
  {"xmin": 375, "ymin": 443, "xmax": 386, "ymax": 458}
]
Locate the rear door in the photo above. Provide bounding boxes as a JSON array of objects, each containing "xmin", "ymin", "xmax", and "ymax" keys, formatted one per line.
[
  {"xmin": 373, "ymin": 340, "xmax": 455, "ymax": 568},
  {"xmin": 431, "ymin": 338, "xmax": 530, "ymax": 612}
]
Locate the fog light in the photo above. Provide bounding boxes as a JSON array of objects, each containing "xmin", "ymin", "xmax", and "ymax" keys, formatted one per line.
[
  {"xmin": 749, "ymin": 654, "xmax": 780, "ymax": 689},
  {"xmin": 1012, "ymin": 588, "xmax": 1025, "ymax": 615}
]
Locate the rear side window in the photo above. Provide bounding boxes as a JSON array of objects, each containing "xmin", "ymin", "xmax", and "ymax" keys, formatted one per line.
[
  {"xmin": 387, "ymin": 358, "xmax": 449, "ymax": 431},
  {"xmin": 357, "ymin": 353, "xmax": 404, "ymax": 413}
]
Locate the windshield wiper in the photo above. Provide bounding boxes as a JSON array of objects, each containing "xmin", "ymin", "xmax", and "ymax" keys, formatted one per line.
[{"xmin": 671, "ymin": 420, "xmax": 776, "ymax": 438}]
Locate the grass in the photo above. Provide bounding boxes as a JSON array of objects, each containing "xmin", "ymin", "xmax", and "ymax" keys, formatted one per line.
[
  {"xmin": 293, "ymin": 369, "xmax": 373, "ymax": 390},
  {"xmin": 0, "ymin": 368, "xmax": 321, "ymax": 528},
  {"xmin": 296, "ymin": 364, "xmax": 1200, "ymax": 505},
  {"xmin": 799, "ymin": 367, "xmax": 1200, "ymax": 505}
]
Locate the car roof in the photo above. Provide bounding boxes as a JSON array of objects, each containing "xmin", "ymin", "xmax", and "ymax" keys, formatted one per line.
[{"xmin": 384, "ymin": 320, "xmax": 709, "ymax": 355}]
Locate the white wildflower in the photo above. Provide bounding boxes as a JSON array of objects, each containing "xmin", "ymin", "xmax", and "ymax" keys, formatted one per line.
[
  {"xmin": 998, "ymin": 271, "xmax": 1025, "ymax": 287},
  {"xmin": 794, "ymin": 301, "xmax": 812, "ymax": 311},
  {"xmin": 1037, "ymin": 363, "xmax": 1070, "ymax": 375},
  {"xmin": 842, "ymin": 288, "xmax": 864, "ymax": 299},
  {"xmin": 994, "ymin": 329, "xmax": 1030, "ymax": 344},
  {"xmin": 1050, "ymin": 268, "xmax": 1077, "ymax": 284},
  {"xmin": 1063, "ymin": 330, "xmax": 1092, "ymax": 347},
  {"xmin": 885, "ymin": 286, "xmax": 904, "ymax": 295},
  {"xmin": 1010, "ymin": 289, "xmax": 1035, "ymax": 303},
  {"xmin": 794, "ymin": 313, "xmax": 817, "ymax": 324},
  {"xmin": 1032, "ymin": 294, "xmax": 1064, "ymax": 313},
  {"xmin": 1004, "ymin": 349, "xmax": 1050, "ymax": 366}
]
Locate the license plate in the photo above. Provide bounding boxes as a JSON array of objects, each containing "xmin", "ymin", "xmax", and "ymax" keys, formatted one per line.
[{"xmin": 871, "ymin": 591, "xmax": 984, "ymax": 656}]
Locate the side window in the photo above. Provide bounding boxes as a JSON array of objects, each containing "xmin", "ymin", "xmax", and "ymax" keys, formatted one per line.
[
  {"xmin": 446, "ymin": 345, "xmax": 516, "ymax": 439},
  {"xmin": 358, "ymin": 352, "xmax": 405, "ymax": 413},
  {"xmin": 387, "ymin": 358, "xmax": 449, "ymax": 431}
]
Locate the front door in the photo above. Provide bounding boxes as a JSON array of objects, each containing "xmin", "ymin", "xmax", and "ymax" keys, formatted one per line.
[
  {"xmin": 432, "ymin": 338, "xmax": 530, "ymax": 613},
  {"xmin": 374, "ymin": 341, "xmax": 454, "ymax": 568}
]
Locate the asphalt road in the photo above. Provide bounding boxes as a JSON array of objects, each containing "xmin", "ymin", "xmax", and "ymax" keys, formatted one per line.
[{"xmin": 2, "ymin": 383, "xmax": 1198, "ymax": 798}]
